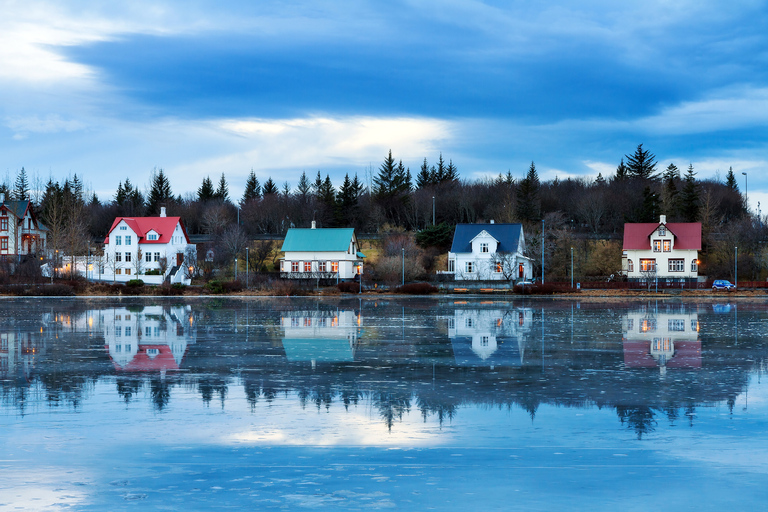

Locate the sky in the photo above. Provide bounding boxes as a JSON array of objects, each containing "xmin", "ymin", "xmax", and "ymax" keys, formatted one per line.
[{"xmin": 2, "ymin": 0, "xmax": 768, "ymax": 212}]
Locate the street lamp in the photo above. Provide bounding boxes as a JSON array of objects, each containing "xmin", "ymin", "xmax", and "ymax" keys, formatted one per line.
[
  {"xmin": 570, "ymin": 246, "xmax": 574, "ymax": 288},
  {"xmin": 402, "ymin": 247, "xmax": 405, "ymax": 286},
  {"xmin": 742, "ymin": 172, "xmax": 748, "ymax": 213},
  {"xmin": 541, "ymin": 219, "xmax": 545, "ymax": 284},
  {"xmin": 735, "ymin": 246, "xmax": 738, "ymax": 287},
  {"xmin": 245, "ymin": 246, "xmax": 249, "ymax": 289},
  {"xmin": 234, "ymin": 256, "xmax": 238, "ymax": 280},
  {"xmin": 432, "ymin": 196, "xmax": 435, "ymax": 226}
]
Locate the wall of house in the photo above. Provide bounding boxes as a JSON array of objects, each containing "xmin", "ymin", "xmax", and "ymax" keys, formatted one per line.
[
  {"xmin": 281, "ymin": 251, "xmax": 362, "ymax": 280},
  {"xmin": 623, "ymin": 246, "xmax": 698, "ymax": 281},
  {"xmin": 449, "ymin": 232, "xmax": 532, "ymax": 281}
]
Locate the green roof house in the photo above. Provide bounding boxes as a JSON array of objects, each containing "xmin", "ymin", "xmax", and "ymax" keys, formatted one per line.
[{"xmin": 280, "ymin": 221, "xmax": 364, "ymax": 280}]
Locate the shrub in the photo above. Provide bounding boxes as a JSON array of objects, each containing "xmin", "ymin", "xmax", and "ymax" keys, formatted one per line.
[
  {"xmin": 394, "ymin": 282, "xmax": 438, "ymax": 294},
  {"xmin": 270, "ymin": 280, "xmax": 311, "ymax": 296},
  {"xmin": 21, "ymin": 284, "xmax": 76, "ymax": 296},
  {"xmin": 144, "ymin": 269, "xmax": 162, "ymax": 275},
  {"xmin": 513, "ymin": 283, "xmax": 577, "ymax": 295},
  {"xmin": 204, "ymin": 280, "xmax": 225, "ymax": 294},
  {"xmin": 126, "ymin": 279, "xmax": 145, "ymax": 287},
  {"xmin": 223, "ymin": 280, "xmax": 243, "ymax": 293},
  {"xmin": 337, "ymin": 281, "xmax": 360, "ymax": 293},
  {"xmin": 155, "ymin": 283, "xmax": 186, "ymax": 296},
  {"xmin": 90, "ymin": 282, "xmax": 122, "ymax": 295}
]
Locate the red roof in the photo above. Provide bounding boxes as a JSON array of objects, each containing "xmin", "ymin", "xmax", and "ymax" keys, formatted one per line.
[
  {"xmin": 106, "ymin": 344, "xmax": 187, "ymax": 372},
  {"xmin": 623, "ymin": 222, "xmax": 701, "ymax": 250},
  {"xmin": 623, "ymin": 339, "xmax": 701, "ymax": 369},
  {"xmin": 104, "ymin": 216, "xmax": 190, "ymax": 245}
]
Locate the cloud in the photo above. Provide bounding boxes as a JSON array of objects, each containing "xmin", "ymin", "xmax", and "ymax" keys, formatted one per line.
[{"xmin": 6, "ymin": 115, "xmax": 86, "ymax": 138}]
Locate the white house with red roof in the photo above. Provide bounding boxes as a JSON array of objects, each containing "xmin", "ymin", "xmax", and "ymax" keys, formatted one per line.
[
  {"xmin": 102, "ymin": 207, "xmax": 195, "ymax": 284},
  {"xmin": 622, "ymin": 215, "xmax": 701, "ymax": 283}
]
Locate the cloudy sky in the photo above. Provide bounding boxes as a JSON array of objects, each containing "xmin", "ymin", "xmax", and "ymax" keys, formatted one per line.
[{"xmin": 2, "ymin": 1, "xmax": 768, "ymax": 211}]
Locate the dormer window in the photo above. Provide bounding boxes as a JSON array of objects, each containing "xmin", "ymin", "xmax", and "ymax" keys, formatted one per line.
[
  {"xmin": 120, "ymin": 226, "xmax": 127, "ymax": 231},
  {"xmin": 480, "ymin": 242, "xmax": 489, "ymax": 253},
  {"xmin": 147, "ymin": 233, "xmax": 158, "ymax": 241},
  {"xmin": 658, "ymin": 226, "xmax": 666, "ymax": 236}
]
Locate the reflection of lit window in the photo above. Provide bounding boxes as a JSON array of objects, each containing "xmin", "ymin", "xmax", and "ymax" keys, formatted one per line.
[
  {"xmin": 691, "ymin": 319, "xmax": 699, "ymax": 331},
  {"xmin": 291, "ymin": 317, "xmax": 300, "ymax": 327},
  {"xmin": 497, "ymin": 318, "xmax": 502, "ymax": 327},
  {"xmin": 668, "ymin": 319, "xmax": 685, "ymax": 331},
  {"xmin": 652, "ymin": 337, "xmax": 672, "ymax": 351},
  {"xmin": 331, "ymin": 316, "xmax": 339, "ymax": 327},
  {"xmin": 481, "ymin": 336, "xmax": 489, "ymax": 346},
  {"xmin": 640, "ymin": 319, "xmax": 657, "ymax": 332},
  {"xmin": 304, "ymin": 317, "xmax": 311, "ymax": 327},
  {"xmin": 495, "ymin": 262, "xmax": 502, "ymax": 273}
]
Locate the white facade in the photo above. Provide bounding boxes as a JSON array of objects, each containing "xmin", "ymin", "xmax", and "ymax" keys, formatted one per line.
[
  {"xmin": 280, "ymin": 226, "xmax": 363, "ymax": 280},
  {"xmin": 448, "ymin": 308, "xmax": 534, "ymax": 366},
  {"xmin": 622, "ymin": 217, "xmax": 699, "ymax": 282},
  {"xmin": 449, "ymin": 226, "xmax": 532, "ymax": 281},
  {"xmin": 0, "ymin": 195, "xmax": 47, "ymax": 259}
]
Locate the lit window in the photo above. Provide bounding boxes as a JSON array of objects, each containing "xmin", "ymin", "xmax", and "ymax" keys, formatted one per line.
[
  {"xmin": 331, "ymin": 261, "xmax": 339, "ymax": 273},
  {"xmin": 653, "ymin": 240, "xmax": 661, "ymax": 252},
  {"xmin": 291, "ymin": 261, "xmax": 299, "ymax": 272},
  {"xmin": 304, "ymin": 261, "xmax": 312, "ymax": 272},
  {"xmin": 663, "ymin": 240, "xmax": 671, "ymax": 252},
  {"xmin": 640, "ymin": 319, "xmax": 657, "ymax": 332},
  {"xmin": 640, "ymin": 259, "xmax": 656, "ymax": 272},
  {"xmin": 495, "ymin": 261, "xmax": 502, "ymax": 273}
]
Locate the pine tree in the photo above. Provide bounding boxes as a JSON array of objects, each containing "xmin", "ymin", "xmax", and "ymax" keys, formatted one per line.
[
  {"xmin": 515, "ymin": 161, "xmax": 541, "ymax": 221},
  {"xmin": 434, "ymin": 153, "xmax": 446, "ymax": 183},
  {"xmin": 336, "ymin": 173, "xmax": 360, "ymax": 226},
  {"xmin": 242, "ymin": 170, "xmax": 261, "ymax": 203},
  {"xmin": 13, "ymin": 167, "xmax": 29, "ymax": 201},
  {"xmin": 615, "ymin": 158, "xmax": 629, "ymax": 181},
  {"xmin": 198, "ymin": 176, "xmax": 215, "ymax": 201},
  {"xmin": 373, "ymin": 150, "xmax": 408, "ymax": 197},
  {"xmin": 661, "ymin": 163, "xmax": 679, "ymax": 218},
  {"xmin": 444, "ymin": 159, "xmax": 459, "ymax": 182},
  {"xmin": 679, "ymin": 164, "xmax": 699, "ymax": 222},
  {"xmin": 146, "ymin": 168, "xmax": 173, "ymax": 214},
  {"xmin": 262, "ymin": 177, "xmax": 278, "ymax": 195},
  {"xmin": 416, "ymin": 158, "xmax": 432, "ymax": 189},
  {"xmin": 625, "ymin": 144, "xmax": 658, "ymax": 180},
  {"xmin": 725, "ymin": 167, "xmax": 739, "ymax": 192},
  {"xmin": 638, "ymin": 186, "xmax": 660, "ymax": 222},
  {"xmin": 215, "ymin": 173, "xmax": 230, "ymax": 202},
  {"xmin": 296, "ymin": 171, "xmax": 311, "ymax": 200},
  {"xmin": 595, "ymin": 173, "xmax": 606, "ymax": 186}
]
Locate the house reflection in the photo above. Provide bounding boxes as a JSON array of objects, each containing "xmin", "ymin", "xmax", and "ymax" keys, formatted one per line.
[
  {"xmin": 447, "ymin": 308, "xmax": 533, "ymax": 367},
  {"xmin": 622, "ymin": 306, "xmax": 701, "ymax": 374},
  {"xmin": 280, "ymin": 309, "xmax": 362, "ymax": 367},
  {"xmin": 104, "ymin": 305, "xmax": 196, "ymax": 373}
]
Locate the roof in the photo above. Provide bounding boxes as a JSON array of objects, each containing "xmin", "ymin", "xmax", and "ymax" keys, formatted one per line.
[
  {"xmin": 281, "ymin": 228, "xmax": 355, "ymax": 252},
  {"xmin": 104, "ymin": 216, "xmax": 190, "ymax": 245},
  {"xmin": 0, "ymin": 200, "xmax": 30, "ymax": 219},
  {"xmin": 450, "ymin": 223, "xmax": 523, "ymax": 253},
  {"xmin": 623, "ymin": 222, "xmax": 701, "ymax": 250},
  {"xmin": 282, "ymin": 338, "xmax": 354, "ymax": 362}
]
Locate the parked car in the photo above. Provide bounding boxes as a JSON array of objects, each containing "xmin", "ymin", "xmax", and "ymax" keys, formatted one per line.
[{"xmin": 712, "ymin": 280, "xmax": 736, "ymax": 291}]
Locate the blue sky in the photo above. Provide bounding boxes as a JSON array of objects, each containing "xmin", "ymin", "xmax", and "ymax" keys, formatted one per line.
[{"xmin": 2, "ymin": 1, "xmax": 768, "ymax": 211}]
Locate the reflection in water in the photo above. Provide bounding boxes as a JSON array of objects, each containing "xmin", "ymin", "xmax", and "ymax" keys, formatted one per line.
[{"xmin": 1, "ymin": 298, "xmax": 766, "ymax": 437}]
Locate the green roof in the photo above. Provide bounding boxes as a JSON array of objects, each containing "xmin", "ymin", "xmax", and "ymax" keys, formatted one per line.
[
  {"xmin": 281, "ymin": 228, "xmax": 355, "ymax": 252},
  {"xmin": 282, "ymin": 338, "xmax": 354, "ymax": 362}
]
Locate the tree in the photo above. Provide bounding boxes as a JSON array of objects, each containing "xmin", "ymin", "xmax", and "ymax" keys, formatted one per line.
[
  {"xmin": 638, "ymin": 186, "xmax": 660, "ymax": 222},
  {"xmin": 625, "ymin": 144, "xmax": 658, "ymax": 180},
  {"xmin": 133, "ymin": 247, "xmax": 144, "ymax": 276},
  {"xmin": 661, "ymin": 163, "xmax": 679, "ymax": 218},
  {"xmin": 215, "ymin": 173, "xmax": 230, "ymax": 203},
  {"xmin": 614, "ymin": 158, "xmax": 629, "ymax": 181},
  {"xmin": 516, "ymin": 161, "xmax": 541, "ymax": 222},
  {"xmin": 241, "ymin": 170, "xmax": 261, "ymax": 203},
  {"xmin": 198, "ymin": 176, "xmax": 215, "ymax": 201},
  {"xmin": 725, "ymin": 167, "xmax": 738, "ymax": 192},
  {"xmin": 262, "ymin": 177, "xmax": 278, "ymax": 195},
  {"xmin": 416, "ymin": 158, "xmax": 432, "ymax": 189},
  {"xmin": 146, "ymin": 168, "xmax": 173, "ymax": 214},
  {"xmin": 13, "ymin": 167, "xmax": 29, "ymax": 201},
  {"xmin": 296, "ymin": 171, "xmax": 312, "ymax": 201},
  {"xmin": 679, "ymin": 164, "xmax": 700, "ymax": 222},
  {"xmin": 373, "ymin": 150, "xmax": 408, "ymax": 197}
]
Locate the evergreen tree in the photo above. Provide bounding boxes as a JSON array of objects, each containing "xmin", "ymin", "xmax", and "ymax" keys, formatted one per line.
[
  {"xmin": 662, "ymin": 163, "xmax": 679, "ymax": 218},
  {"xmin": 296, "ymin": 171, "xmax": 312, "ymax": 200},
  {"xmin": 336, "ymin": 173, "xmax": 360, "ymax": 226},
  {"xmin": 215, "ymin": 173, "xmax": 230, "ymax": 202},
  {"xmin": 416, "ymin": 158, "xmax": 432, "ymax": 189},
  {"xmin": 198, "ymin": 176, "xmax": 215, "ymax": 201},
  {"xmin": 318, "ymin": 175, "xmax": 335, "ymax": 205},
  {"xmin": 13, "ymin": 167, "xmax": 29, "ymax": 201},
  {"xmin": 146, "ymin": 168, "xmax": 173, "ymax": 214},
  {"xmin": 515, "ymin": 161, "xmax": 541, "ymax": 221},
  {"xmin": 444, "ymin": 159, "xmax": 459, "ymax": 182},
  {"xmin": 373, "ymin": 150, "xmax": 408, "ymax": 197},
  {"xmin": 725, "ymin": 167, "xmax": 739, "ymax": 192},
  {"xmin": 262, "ymin": 177, "xmax": 278, "ymax": 195},
  {"xmin": 595, "ymin": 173, "xmax": 606, "ymax": 186},
  {"xmin": 679, "ymin": 164, "xmax": 700, "ymax": 222},
  {"xmin": 313, "ymin": 171, "xmax": 323, "ymax": 194},
  {"xmin": 434, "ymin": 153, "xmax": 446, "ymax": 182},
  {"xmin": 241, "ymin": 170, "xmax": 261, "ymax": 203},
  {"xmin": 625, "ymin": 144, "xmax": 658, "ymax": 180},
  {"xmin": 638, "ymin": 186, "xmax": 660, "ymax": 222},
  {"xmin": 615, "ymin": 158, "xmax": 629, "ymax": 181}
]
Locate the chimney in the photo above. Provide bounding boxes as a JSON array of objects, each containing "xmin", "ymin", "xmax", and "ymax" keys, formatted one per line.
[
  {"xmin": 660, "ymin": 214, "xmax": 666, "ymax": 224},
  {"xmin": 311, "ymin": 220, "xmax": 316, "ymax": 229},
  {"xmin": 160, "ymin": 206, "xmax": 166, "ymax": 217},
  {"xmin": 0, "ymin": 192, "xmax": 4, "ymax": 204},
  {"xmin": 490, "ymin": 219, "xmax": 495, "ymax": 224}
]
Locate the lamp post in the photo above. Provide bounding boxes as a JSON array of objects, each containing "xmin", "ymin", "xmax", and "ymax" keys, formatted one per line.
[
  {"xmin": 541, "ymin": 219, "xmax": 545, "ymax": 284},
  {"xmin": 234, "ymin": 256, "xmax": 238, "ymax": 280},
  {"xmin": 742, "ymin": 172, "xmax": 748, "ymax": 213},
  {"xmin": 735, "ymin": 246, "xmax": 738, "ymax": 287},
  {"xmin": 570, "ymin": 246, "xmax": 574, "ymax": 288},
  {"xmin": 245, "ymin": 246, "xmax": 249, "ymax": 289},
  {"xmin": 402, "ymin": 247, "xmax": 405, "ymax": 286},
  {"xmin": 432, "ymin": 196, "xmax": 435, "ymax": 226}
]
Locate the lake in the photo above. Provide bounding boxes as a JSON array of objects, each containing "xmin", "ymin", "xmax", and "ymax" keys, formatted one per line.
[{"xmin": 1, "ymin": 296, "xmax": 767, "ymax": 510}]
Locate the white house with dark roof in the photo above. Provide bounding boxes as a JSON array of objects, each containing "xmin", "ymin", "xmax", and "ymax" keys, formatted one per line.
[
  {"xmin": 0, "ymin": 193, "xmax": 47, "ymax": 261},
  {"xmin": 102, "ymin": 207, "xmax": 195, "ymax": 284},
  {"xmin": 280, "ymin": 222, "xmax": 364, "ymax": 280},
  {"xmin": 448, "ymin": 222, "xmax": 532, "ymax": 281}
]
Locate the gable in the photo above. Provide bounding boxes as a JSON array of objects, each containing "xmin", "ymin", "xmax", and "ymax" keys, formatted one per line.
[
  {"xmin": 105, "ymin": 216, "xmax": 190, "ymax": 245},
  {"xmin": 450, "ymin": 224, "xmax": 523, "ymax": 254},
  {"xmin": 623, "ymin": 222, "xmax": 701, "ymax": 250},
  {"xmin": 281, "ymin": 228, "xmax": 356, "ymax": 252}
]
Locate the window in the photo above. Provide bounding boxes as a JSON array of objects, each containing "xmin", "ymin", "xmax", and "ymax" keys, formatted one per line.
[
  {"xmin": 495, "ymin": 261, "xmax": 502, "ymax": 273},
  {"xmin": 691, "ymin": 319, "xmax": 699, "ymax": 332},
  {"xmin": 115, "ymin": 235, "xmax": 121, "ymax": 246},
  {"xmin": 0, "ymin": 237, "xmax": 7, "ymax": 251},
  {"xmin": 125, "ymin": 252, "xmax": 131, "ymax": 262},
  {"xmin": 120, "ymin": 226, "xmax": 127, "ymax": 231},
  {"xmin": 145, "ymin": 252, "xmax": 152, "ymax": 262},
  {"xmin": 466, "ymin": 317, "xmax": 474, "ymax": 328},
  {"xmin": 653, "ymin": 240, "xmax": 661, "ymax": 252},
  {"xmin": 466, "ymin": 261, "xmax": 475, "ymax": 273},
  {"xmin": 640, "ymin": 318, "xmax": 657, "ymax": 332},
  {"xmin": 304, "ymin": 261, "xmax": 312, "ymax": 272},
  {"xmin": 147, "ymin": 234, "xmax": 158, "ymax": 240},
  {"xmin": 0, "ymin": 217, "xmax": 7, "ymax": 231},
  {"xmin": 115, "ymin": 268, "xmax": 122, "ymax": 274},
  {"xmin": 663, "ymin": 240, "xmax": 671, "ymax": 252},
  {"xmin": 626, "ymin": 319, "xmax": 634, "ymax": 331},
  {"xmin": 652, "ymin": 337, "xmax": 671, "ymax": 352},
  {"xmin": 669, "ymin": 319, "xmax": 686, "ymax": 331},
  {"xmin": 318, "ymin": 261, "xmax": 326, "ymax": 272},
  {"xmin": 154, "ymin": 252, "xmax": 160, "ymax": 262},
  {"xmin": 640, "ymin": 259, "xmax": 656, "ymax": 272},
  {"xmin": 448, "ymin": 259, "xmax": 455, "ymax": 272},
  {"xmin": 691, "ymin": 259, "xmax": 698, "ymax": 272},
  {"xmin": 658, "ymin": 226, "xmax": 666, "ymax": 236},
  {"xmin": 480, "ymin": 242, "xmax": 489, "ymax": 253},
  {"xmin": 115, "ymin": 253, "xmax": 122, "ymax": 262},
  {"xmin": 291, "ymin": 261, "xmax": 299, "ymax": 272},
  {"xmin": 145, "ymin": 326, "xmax": 152, "ymax": 337},
  {"xmin": 115, "ymin": 326, "xmax": 121, "ymax": 337},
  {"xmin": 331, "ymin": 261, "xmax": 339, "ymax": 273},
  {"xmin": 125, "ymin": 236, "xmax": 131, "ymax": 245},
  {"xmin": 125, "ymin": 268, "xmax": 131, "ymax": 275},
  {"xmin": 668, "ymin": 259, "xmax": 684, "ymax": 272},
  {"xmin": 627, "ymin": 259, "xmax": 634, "ymax": 272},
  {"xmin": 481, "ymin": 336, "xmax": 490, "ymax": 347},
  {"xmin": 125, "ymin": 327, "xmax": 131, "ymax": 337}
]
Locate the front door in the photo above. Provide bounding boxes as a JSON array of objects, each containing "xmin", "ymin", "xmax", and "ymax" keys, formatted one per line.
[
  {"xmin": 177, "ymin": 253, "xmax": 183, "ymax": 266},
  {"xmin": 518, "ymin": 263, "xmax": 524, "ymax": 279}
]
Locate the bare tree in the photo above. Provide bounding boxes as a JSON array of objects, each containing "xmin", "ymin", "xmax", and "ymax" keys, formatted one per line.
[
  {"xmin": 251, "ymin": 239, "xmax": 275, "ymax": 271},
  {"xmin": 183, "ymin": 246, "xmax": 197, "ymax": 280},
  {"xmin": 158, "ymin": 254, "xmax": 169, "ymax": 277},
  {"xmin": 133, "ymin": 247, "xmax": 144, "ymax": 277}
]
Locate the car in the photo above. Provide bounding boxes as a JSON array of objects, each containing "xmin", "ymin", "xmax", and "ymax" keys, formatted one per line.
[{"xmin": 712, "ymin": 280, "xmax": 736, "ymax": 291}]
